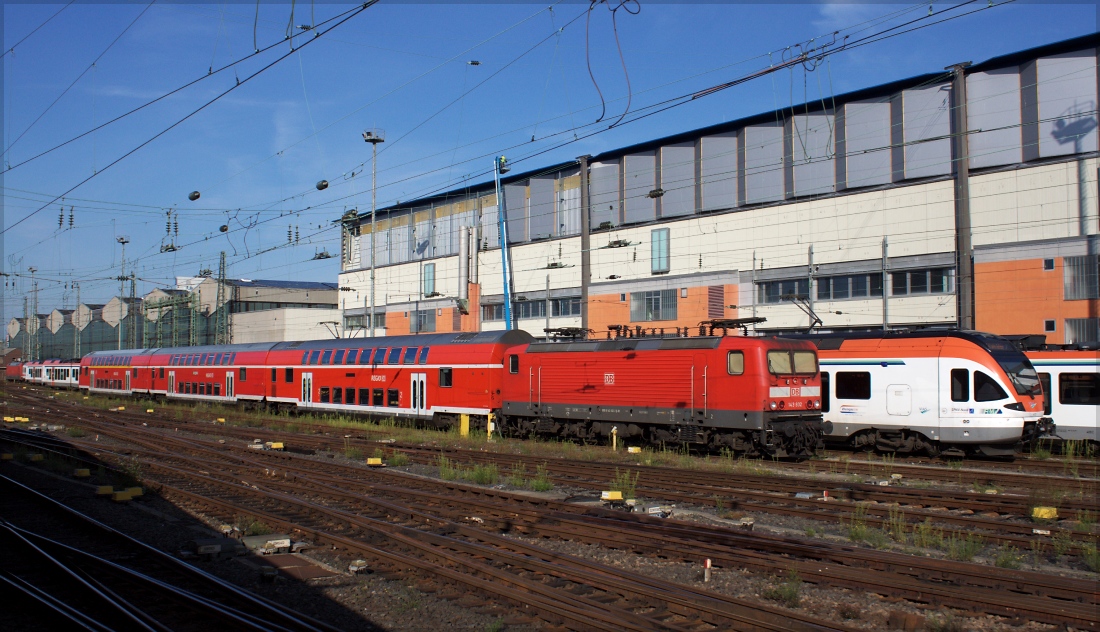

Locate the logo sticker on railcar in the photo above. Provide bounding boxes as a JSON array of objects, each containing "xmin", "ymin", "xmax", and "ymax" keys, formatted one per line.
[
  {"xmin": 790, "ymin": 387, "xmax": 800, "ymax": 397},
  {"xmin": 840, "ymin": 405, "xmax": 859, "ymax": 414},
  {"xmin": 604, "ymin": 373, "xmax": 615, "ymax": 385},
  {"xmin": 371, "ymin": 375, "xmax": 386, "ymax": 382}
]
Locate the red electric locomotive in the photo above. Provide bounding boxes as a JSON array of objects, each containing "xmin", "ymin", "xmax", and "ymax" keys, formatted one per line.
[
  {"xmin": 6, "ymin": 361, "xmax": 24, "ymax": 381},
  {"xmin": 500, "ymin": 335, "xmax": 823, "ymax": 457}
]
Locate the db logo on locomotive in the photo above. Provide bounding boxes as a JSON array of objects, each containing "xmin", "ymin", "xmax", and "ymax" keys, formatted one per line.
[{"xmin": 603, "ymin": 373, "xmax": 615, "ymax": 385}]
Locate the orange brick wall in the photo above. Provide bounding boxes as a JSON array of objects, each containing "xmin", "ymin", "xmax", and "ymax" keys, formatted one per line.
[
  {"xmin": 587, "ymin": 284, "xmax": 739, "ymax": 337},
  {"xmin": 975, "ymin": 258, "xmax": 1098, "ymax": 344},
  {"xmin": 381, "ymin": 282, "xmax": 482, "ymax": 335}
]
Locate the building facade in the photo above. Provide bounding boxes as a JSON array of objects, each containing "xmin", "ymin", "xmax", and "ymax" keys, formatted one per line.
[{"xmin": 338, "ymin": 36, "xmax": 1100, "ymax": 344}]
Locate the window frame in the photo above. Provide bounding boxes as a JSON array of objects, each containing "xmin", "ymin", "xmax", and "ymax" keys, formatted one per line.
[
  {"xmin": 726, "ymin": 351, "xmax": 744, "ymax": 376},
  {"xmin": 835, "ymin": 371, "xmax": 872, "ymax": 400},
  {"xmin": 439, "ymin": 367, "xmax": 453, "ymax": 387},
  {"xmin": 651, "ymin": 228, "xmax": 670, "ymax": 274}
]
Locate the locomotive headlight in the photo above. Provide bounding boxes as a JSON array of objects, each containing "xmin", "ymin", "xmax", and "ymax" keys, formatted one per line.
[
  {"xmin": 778, "ymin": 401, "xmax": 785, "ymax": 410},
  {"xmin": 769, "ymin": 401, "xmax": 777, "ymax": 410},
  {"xmin": 814, "ymin": 399, "xmax": 820, "ymax": 409}
]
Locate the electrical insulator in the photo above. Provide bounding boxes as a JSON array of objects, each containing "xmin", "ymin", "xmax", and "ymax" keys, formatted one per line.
[
  {"xmin": 69, "ymin": 207, "xmax": 74, "ymax": 228},
  {"xmin": 295, "ymin": 226, "xmax": 299, "ymax": 244},
  {"xmin": 287, "ymin": 226, "xmax": 292, "ymax": 243},
  {"xmin": 174, "ymin": 219, "xmax": 179, "ymax": 237},
  {"xmin": 59, "ymin": 208, "xmax": 64, "ymax": 228},
  {"xmin": 189, "ymin": 191, "xmax": 201, "ymax": 201}
]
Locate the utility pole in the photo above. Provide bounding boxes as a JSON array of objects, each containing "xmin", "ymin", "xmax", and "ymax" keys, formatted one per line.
[
  {"xmin": 215, "ymin": 251, "xmax": 228, "ymax": 344},
  {"xmin": 129, "ymin": 274, "xmax": 137, "ymax": 349},
  {"xmin": 74, "ymin": 282, "xmax": 80, "ymax": 359},
  {"xmin": 116, "ymin": 236, "xmax": 129, "ymax": 349},
  {"xmin": 494, "ymin": 155, "xmax": 514, "ymax": 331},
  {"xmin": 578, "ymin": 155, "xmax": 591, "ymax": 336},
  {"xmin": 28, "ymin": 267, "xmax": 37, "ymax": 361},
  {"xmin": 22, "ymin": 296, "xmax": 29, "ymax": 362},
  {"xmin": 948, "ymin": 61, "xmax": 974, "ymax": 330},
  {"xmin": 363, "ymin": 129, "xmax": 385, "ymax": 337},
  {"xmin": 882, "ymin": 237, "xmax": 889, "ymax": 331}
]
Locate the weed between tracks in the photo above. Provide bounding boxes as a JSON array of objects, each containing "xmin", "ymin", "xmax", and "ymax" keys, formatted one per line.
[
  {"xmin": 610, "ymin": 468, "xmax": 639, "ymax": 500},
  {"xmin": 762, "ymin": 570, "xmax": 802, "ymax": 608},
  {"xmin": 993, "ymin": 545, "xmax": 1023, "ymax": 569}
]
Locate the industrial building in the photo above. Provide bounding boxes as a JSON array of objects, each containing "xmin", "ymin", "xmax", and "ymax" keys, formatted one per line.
[
  {"xmin": 6, "ymin": 278, "xmax": 339, "ymax": 359},
  {"xmin": 337, "ymin": 35, "xmax": 1100, "ymax": 344}
]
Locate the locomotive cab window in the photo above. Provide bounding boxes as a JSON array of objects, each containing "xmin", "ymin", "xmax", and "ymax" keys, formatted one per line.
[
  {"xmin": 1038, "ymin": 373, "xmax": 1052, "ymax": 415},
  {"xmin": 727, "ymin": 351, "xmax": 744, "ymax": 375},
  {"xmin": 974, "ymin": 371, "xmax": 1008, "ymax": 402},
  {"xmin": 439, "ymin": 367, "xmax": 453, "ymax": 387},
  {"xmin": 792, "ymin": 351, "xmax": 816, "ymax": 374},
  {"xmin": 509, "ymin": 355, "xmax": 519, "ymax": 374},
  {"xmin": 835, "ymin": 372, "xmax": 871, "ymax": 400},
  {"xmin": 1059, "ymin": 373, "xmax": 1100, "ymax": 405},
  {"xmin": 766, "ymin": 351, "xmax": 791, "ymax": 374},
  {"xmin": 950, "ymin": 369, "xmax": 969, "ymax": 402}
]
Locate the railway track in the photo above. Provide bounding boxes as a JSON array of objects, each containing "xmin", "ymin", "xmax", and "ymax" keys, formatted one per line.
[
  {"xmin": 4, "ymin": 418, "xmax": 1098, "ymax": 629},
  {"xmin": 0, "ymin": 472, "xmax": 338, "ymax": 632}
]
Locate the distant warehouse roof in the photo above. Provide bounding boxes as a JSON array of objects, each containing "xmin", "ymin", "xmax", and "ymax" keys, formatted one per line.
[{"xmin": 226, "ymin": 279, "xmax": 337, "ymax": 291}]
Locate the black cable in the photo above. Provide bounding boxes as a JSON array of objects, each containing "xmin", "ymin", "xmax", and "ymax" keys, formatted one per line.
[
  {"xmin": 1, "ymin": 2, "xmax": 367, "ymax": 176},
  {"xmin": 1, "ymin": 1, "xmax": 155, "ymax": 159},
  {"xmin": 0, "ymin": 0, "xmax": 75, "ymax": 60},
  {"xmin": 0, "ymin": 1, "xmax": 377, "ymax": 238},
  {"xmin": 585, "ymin": 1, "xmax": 606, "ymax": 123},
  {"xmin": 607, "ymin": 0, "xmax": 639, "ymax": 128}
]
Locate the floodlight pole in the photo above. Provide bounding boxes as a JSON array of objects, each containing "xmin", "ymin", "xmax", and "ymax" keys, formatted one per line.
[{"xmin": 363, "ymin": 130, "xmax": 385, "ymax": 337}]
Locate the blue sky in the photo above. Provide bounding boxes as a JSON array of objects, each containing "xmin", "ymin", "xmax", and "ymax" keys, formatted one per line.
[{"xmin": 1, "ymin": 1, "xmax": 1096, "ymax": 322}]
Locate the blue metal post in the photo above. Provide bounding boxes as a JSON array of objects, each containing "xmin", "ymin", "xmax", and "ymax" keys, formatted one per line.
[{"xmin": 495, "ymin": 156, "xmax": 514, "ymax": 330}]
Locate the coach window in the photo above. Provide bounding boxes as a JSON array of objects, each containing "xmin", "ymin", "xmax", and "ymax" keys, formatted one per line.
[
  {"xmin": 321, "ymin": 350, "xmax": 333, "ymax": 365},
  {"xmin": 346, "ymin": 388, "xmax": 355, "ymax": 405},
  {"xmin": 509, "ymin": 355, "xmax": 519, "ymax": 373},
  {"xmin": 301, "ymin": 351, "xmax": 309, "ymax": 365},
  {"xmin": 1059, "ymin": 373, "xmax": 1100, "ymax": 405},
  {"xmin": 360, "ymin": 349, "xmax": 372, "ymax": 365},
  {"xmin": 974, "ymin": 371, "xmax": 1008, "ymax": 402},
  {"xmin": 727, "ymin": 351, "xmax": 744, "ymax": 375},
  {"xmin": 950, "ymin": 369, "xmax": 969, "ymax": 402},
  {"xmin": 387, "ymin": 347, "xmax": 402, "ymax": 365},
  {"xmin": 159, "ymin": 368, "xmax": 164, "ymax": 379},
  {"xmin": 403, "ymin": 347, "xmax": 418, "ymax": 364},
  {"xmin": 320, "ymin": 387, "xmax": 330, "ymax": 403},
  {"xmin": 1038, "ymin": 374, "xmax": 1052, "ymax": 415},
  {"xmin": 239, "ymin": 367, "xmax": 247, "ymax": 382},
  {"xmin": 835, "ymin": 372, "xmax": 871, "ymax": 400},
  {"xmin": 132, "ymin": 368, "xmax": 138, "ymax": 377},
  {"xmin": 821, "ymin": 373, "xmax": 831, "ymax": 412},
  {"xmin": 285, "ymin": 368, "xmax": 294, "ymax": 383},
  {"xmin": 372, "ymin": 388, "xmax": 384, "ymax": 406},
  {"xmin": 213, "ymin": 384, "xmax": 221, "ymax": 396},
  {"xmin": 214, "ymin": 353, "xmax": 223, "ymax": 364},
  {"xmin": 439, "ymin": 368, "xmax": 453, "ymax": 387},
  {"xmin": 308, "ymin": 350, "xmax": 321, "ymax": 365},
  {"xmin": 346, "ymin": 349, "xmax": 359, "ymax": 364},
  {"xmin": 387, "ymin": 389, "xmax": 400, "ymax": 407},
  {"xmin": 418, "ymin": 347, "xmax": 430, "ymax": 364},
  {"xmin": 359, "ymin": 388, "xmax": 370, "ymax": 405},
  {"xmin": 334, "ymin": 350, "xmax": 346, "ymax": 364},
  {"xmin": 373, "ymin": 348, "xmax": 387, "ymax": 364},
  {"xmin": 271, "ymin": 368, "xmax": 277, "ymax": 382},
  {"xmin": 333, "ymin": 387, "xmax": 343, "ymax": 404}
]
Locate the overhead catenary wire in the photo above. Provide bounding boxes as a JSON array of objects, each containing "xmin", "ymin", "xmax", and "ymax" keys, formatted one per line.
[
  {"xmin": 0, "ymin": 0, "xmax": 76, "ymax": 60},
  {"xmin": 1, "ymin": 0, "xmax": 155, "ymax": 160},
  {"xmin": 0, "ymin": 1, "xmax": 369, "ymax": 176},
  {"xmin": 0, "ymin": 1, "xmax": 378, "ymax": 238}
]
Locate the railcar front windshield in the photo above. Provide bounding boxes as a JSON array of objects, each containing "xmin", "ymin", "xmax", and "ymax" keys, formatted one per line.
[{"xmin": 992, "ymin": 351, "xmax": 1041, "ymax": 396}]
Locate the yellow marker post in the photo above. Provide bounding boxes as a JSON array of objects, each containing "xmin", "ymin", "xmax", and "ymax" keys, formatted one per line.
[{"xmin": 459, "ymin": 414, "xmax": 470, "ymax": 437}]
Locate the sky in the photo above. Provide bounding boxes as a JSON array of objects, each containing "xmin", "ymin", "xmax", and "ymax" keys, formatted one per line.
[{"xmin": 1, "ymin": 0, "xmax": 1096, "ymax": 325}]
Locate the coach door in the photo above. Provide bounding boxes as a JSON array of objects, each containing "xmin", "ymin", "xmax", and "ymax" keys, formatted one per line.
[
  {"xmin": 168, "ymin": 372, "xmax": 175, "ymax": 394},
  {"xmin": 226, "ymin": 373, "xmax": 235, "ymax": 399},
  {"xmin": 301, "ymin": 373, "xmax": 313, "ymax": 404},
  {"xmin": 410, "ymin": 373, "xmax": 427, "ymax": 416},
  {"xmin": 124, "ymin": 371, "xmax": 131, "ymax": 392}
]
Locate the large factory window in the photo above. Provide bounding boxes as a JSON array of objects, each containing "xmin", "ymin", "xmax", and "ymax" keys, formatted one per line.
[
  {"xmin": 1063, "ymin": 255, "xmax": 1099, "ymax": 300},
  {"xmin": 630, "ymin": 289, "xmax": 677, "ymax": 322},
  {"xmin": 651, "ymin": 228, "xmax": 670, "ymax": 274},
  {"xmin": 891, "ymin": 268, "xmax": 954, "ymax": 296},
  {"xmin": 440, "ymin": 367, "xmax": 453, "ymax": 387},
  {"xmin": 756, "ymin": 279, "xmax": 809, "ymax": 304},
  {"xmin": 482, "ymin": 304, "xmax": 505, "ymax": 321},
  {"xmin": 552, "ymin": 297, "xmax": 581, "ymax": 317},
  {"xmin": 835, "ymin": 372, "xmax": 871, "ymax": 400},
  {"xmin": 816, "ymin": 273, "xmax": 884, "ymax": 300}
]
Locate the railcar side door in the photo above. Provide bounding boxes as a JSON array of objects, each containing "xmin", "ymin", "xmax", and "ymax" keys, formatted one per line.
[
  {"xmin": 226, "ymin": 373, "xmax": 235, "ymax": 399},
  {"xmin": 301, "ymin": 372, "xmax": 313, "ymax": 405},
  {"xmin": 168, "ymin": 371, "xmax": 175, "ymax": 395},
  {"xmin": 411, "ymin": 372, "xmax": 427, "ymax": 416}
]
